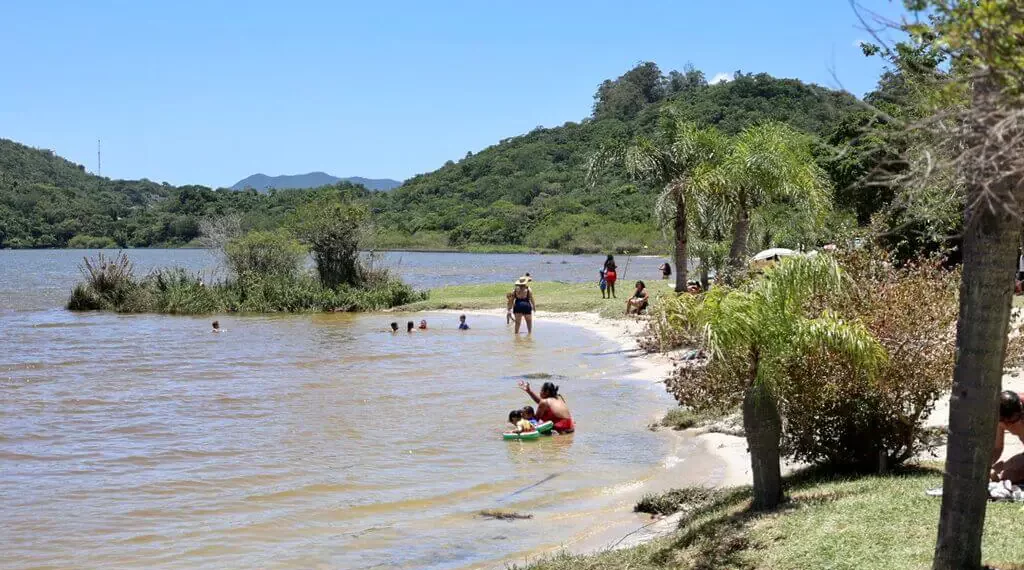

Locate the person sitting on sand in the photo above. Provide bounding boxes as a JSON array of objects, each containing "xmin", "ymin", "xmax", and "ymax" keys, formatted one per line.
[
  {"xmin": 518, "ymin": 381, "xmax": 574, "ymax": 433},
  {"xmin": 458, "ymin": 315, "xmax": 470, "ymax": 330},
  {"xmin": 508, "ymin": 277, "xmax": 535, "ymax": 334},
  {"xmin": 625, "ymin": 281, "xmax": 649, "ymax": 315},
  {"xmin": 211, "ymin": 320, "xmax": 223, "ymax": 333},
  {"xmin": 508, "ymin": 409, "xmax": 536, "ymax": 434},
  {"xmin": 407, "ymin": 321, "xmax": 415, "ymax": 333},
  {"xmin": 419, "ymin": 319, "xmax": 428, "ymax": 330},
  {"xmin": 521, "ymin": 405, "xmax": 541, "ymax": 426},
  {"xmin": 992, "ymin": 390, "xmax": 1024, "ymax": 484},
  {"xmin": 390, "ymin": 322, "xmax": 399, "ymax": 333}
]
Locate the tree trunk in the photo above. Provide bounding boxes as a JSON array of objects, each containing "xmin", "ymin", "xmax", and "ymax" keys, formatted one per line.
[
  {"xmin": 700, "ymin": 264, "xmax": 709, "ymax": 293},
  {"xmin": 673, "ymin": 188, "xmax": 688, "ymax": 293},
  {"xmin": 742, "ymin": 351, "xmax": 783, "ymax": 510},
  {"xmin": 933, "ymin": 80, "xmax": 1021, "ymax": 570},
  {"xmin": 729, "ymin": 203, "xmax": 751, "ymax": 270}
]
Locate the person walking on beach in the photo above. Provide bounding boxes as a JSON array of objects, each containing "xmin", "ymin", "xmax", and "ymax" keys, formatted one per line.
[
  {"xmin": 508, "ymin": 276, "xmax": 535, "ymax": 334},
  {"xmin": 518, "ymin": 381, "xmax": 574, "ymax": 433},
  {"xmin": 603, "ymin": 255, "xmax": 618, "ymax": 299}
]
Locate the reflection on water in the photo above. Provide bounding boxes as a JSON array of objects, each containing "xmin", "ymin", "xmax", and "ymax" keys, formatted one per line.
[{"xmin": 0, "ymin": 251, "xmax": 676, "ymax": 569}]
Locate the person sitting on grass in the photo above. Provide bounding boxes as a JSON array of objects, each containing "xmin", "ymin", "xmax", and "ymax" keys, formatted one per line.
[
  {"xmin": 625, "ymin": 281, "xmax": 649, "ymax": 315},
  {"xmin": 508, "ymin": 409, "xmax": 536, "ymax": 434},
  {"xmin": 992, "ymin": 390, "xmax": 1024, "ymax": 484},
  {"xmin": 458, "ymin": 315, "xmax": 470, "ymax": 330}
]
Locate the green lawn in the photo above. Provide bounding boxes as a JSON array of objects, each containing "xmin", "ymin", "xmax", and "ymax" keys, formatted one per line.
[
  {"xmin": 397, "ymin": 280, "xmax": 674, "ymax": 319},
  {"xmin": 513, "ymin": 467, "xmax": 1024, "ymax": 570}
]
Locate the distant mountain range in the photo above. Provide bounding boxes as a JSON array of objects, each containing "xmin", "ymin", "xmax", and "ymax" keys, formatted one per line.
[{"xmin": 230, "ymin": 172, "xmax": 402, "ymax": 192}]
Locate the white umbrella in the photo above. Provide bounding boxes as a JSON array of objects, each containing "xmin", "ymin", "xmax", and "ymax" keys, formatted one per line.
[{"xmin": 750, "ymin": 248, "xmax": 797, "ymax": 262}]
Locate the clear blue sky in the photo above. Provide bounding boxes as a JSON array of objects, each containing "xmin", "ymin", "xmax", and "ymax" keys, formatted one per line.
[{"xmin": 0, "ymin": 0, "xmax": 907, "ymax": 188}]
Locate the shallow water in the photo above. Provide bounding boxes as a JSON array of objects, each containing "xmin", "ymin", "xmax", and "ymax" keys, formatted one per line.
[{"xmin": 0, "ymin": 250, "xmax": 677, "ymax": 569}]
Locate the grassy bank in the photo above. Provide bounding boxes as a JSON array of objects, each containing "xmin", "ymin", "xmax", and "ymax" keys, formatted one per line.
[
  {"xmin": 397, "ymin": 280, "xmax": 674, "ymax": 319},
  {"xmin": 514, "ymin": 466, "xmax": 1024, "ymax": 570}
]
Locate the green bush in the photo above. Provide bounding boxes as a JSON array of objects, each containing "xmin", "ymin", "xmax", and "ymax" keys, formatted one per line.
[
  {"xmin": 665, "ymin": 251, "xmax": 960, "ymax": 472},
  {"xmin": 68, "ymin": 234, "xmax": 118, "ymax": 249},
  {"xmin": 224, "ymin": 230, "xmax": 306, "ymax": 279},
  {"xmin": 66, "ymin": 252, "xmax": 138, "ymax": 311},
  {"xmin": 291, "ymin": 199, "xmax": 366, "ymax": 288}
]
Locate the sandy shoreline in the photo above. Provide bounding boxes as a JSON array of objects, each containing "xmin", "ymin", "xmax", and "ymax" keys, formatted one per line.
[{"xmin": 436, "ymin": 308, "xmax": 755, "ymax": 565}]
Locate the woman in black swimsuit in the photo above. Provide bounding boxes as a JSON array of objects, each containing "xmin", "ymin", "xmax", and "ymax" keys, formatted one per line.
[
  {"xmin": 625, "ymin": 281, "xmax": 649, "ymax": 315},
  {"xmin": 508, "ymin": 276, "xmax": 535, "ymax": 334}
]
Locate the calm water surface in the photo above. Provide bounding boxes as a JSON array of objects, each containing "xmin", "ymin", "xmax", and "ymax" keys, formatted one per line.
[{"xmin": 0, "ymin": 250, "xmax": 676, "ymax": 569}]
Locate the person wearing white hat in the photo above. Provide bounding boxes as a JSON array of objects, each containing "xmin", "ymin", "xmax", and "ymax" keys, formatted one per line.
[{"xmin": 507, "ymin": 276, "xmax": 535, "ymax": 334}]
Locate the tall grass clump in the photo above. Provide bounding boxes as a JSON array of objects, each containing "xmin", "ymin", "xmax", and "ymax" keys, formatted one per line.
[{"xmin": 66, "ymin": 252, "xmax": 138, "ymax": 310}]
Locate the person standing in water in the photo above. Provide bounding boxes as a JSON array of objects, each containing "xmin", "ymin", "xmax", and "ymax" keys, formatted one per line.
[
  {"xmin": 507, "ymin": 276, "xmax": 535, "ymax": 334},
  {"xmin": 518, "ymin": 381, "xmax": 574, "ymax": 433},
  {"xmin": 603, "ymin": 255, "xmax": 618, "ymax": 299}
]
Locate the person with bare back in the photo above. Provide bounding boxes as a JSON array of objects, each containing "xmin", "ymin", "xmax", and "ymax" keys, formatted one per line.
[
  {"xmin": 992, "ymin": 390, "xmax": 1024, "ymax": 483},
  {"xmin": 518, "ymin": 380, "xmax": 574, "ymax": 433}
]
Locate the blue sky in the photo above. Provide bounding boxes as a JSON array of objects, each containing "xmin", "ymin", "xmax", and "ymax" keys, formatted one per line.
[{"xmin": 0, "ymin": 1, "xmax": 908, "ymax": 188}]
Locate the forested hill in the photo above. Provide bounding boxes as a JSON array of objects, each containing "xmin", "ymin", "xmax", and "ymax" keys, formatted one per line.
[
  {"xmin": 367, "ymin": 65, "xmax": 863, "ymax": 251},
  {"xmin": 0, "ymin": 62, "xmax": 866, "ymax": 251}
]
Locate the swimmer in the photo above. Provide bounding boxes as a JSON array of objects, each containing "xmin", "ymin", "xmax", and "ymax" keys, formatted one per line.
[
  {"xmin": 211, "ymin": 320, "xmax": 223, "ymax": 333},
  {"xmin": 390, "ymin": 322, "xmax": 399, "ymax": 333},
  {"xmin": 458, "ymin": 315, "xmax": 470, "ymax": 330}
]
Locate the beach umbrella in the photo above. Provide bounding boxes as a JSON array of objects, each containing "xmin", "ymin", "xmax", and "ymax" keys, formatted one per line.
[{"xmin": 749, "ymin": 248, "xmax": 797, "ymax": 270}]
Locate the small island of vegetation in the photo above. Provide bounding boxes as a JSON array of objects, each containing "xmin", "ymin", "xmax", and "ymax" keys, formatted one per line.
[{"xmin": 66, "ymin": 195, "xmax": 425, "ymax": 313}]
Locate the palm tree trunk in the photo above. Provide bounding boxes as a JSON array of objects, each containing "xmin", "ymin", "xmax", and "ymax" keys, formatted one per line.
[
  {"xmin": 742, "ymin": 350, "xmax": 783, "ymax": 510},
  {"xmin": 673, "ymin": 189, "xmax": 688, "ymax": 293},
  {"xmin": 933, "ymin": 79, "xmax": 1021, "ymax": 570},
  {"xmin": 729, "ymin": 203, "xmax": 751, "ymax": 270},
  {"xmin": 700, "ymin": 265, "xmax": 709, "ymax": 293}
]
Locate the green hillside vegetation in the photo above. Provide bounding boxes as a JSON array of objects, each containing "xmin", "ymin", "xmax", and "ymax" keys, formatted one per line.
[{"xmin": 2, "ymin": 62, "xmax": 883, "ymax": 253}]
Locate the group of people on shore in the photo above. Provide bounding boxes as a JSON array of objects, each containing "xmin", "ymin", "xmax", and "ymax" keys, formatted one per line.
[{"xmin": 597, "ymin": 254, "xmax": 653, "ymax": 315}]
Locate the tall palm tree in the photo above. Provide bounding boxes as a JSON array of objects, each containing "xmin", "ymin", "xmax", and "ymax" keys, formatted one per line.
[
  {"xmin": 593, "ymin": 110, "xmax": 725, "ymax": 292},
  {"xmin": 714, "ymin": 123, "xmax": 831, "ymax": 270},
  {"xmin": 932, "ymin": 82, "xmax": 1022, "ymax": 570},
  {"xmin": 667, "ymin": 255, "xmax": 886, "ymax": 509}
]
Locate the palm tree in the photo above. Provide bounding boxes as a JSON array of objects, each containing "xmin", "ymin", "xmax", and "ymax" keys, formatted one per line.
[
  {"xmin": 666, "ymin": 254, "xmax": 886, "ymax": 509},
  {"xmin": 932, "ymin": 82, "xmax": 1022, "ymax": 570},
  {"xmin": 714, "ymin": 123, "xmax": 831, "ymax": 270},
  {"xmin": 593, "ymin": 110, "xmax": 725, "ymax": 292}
]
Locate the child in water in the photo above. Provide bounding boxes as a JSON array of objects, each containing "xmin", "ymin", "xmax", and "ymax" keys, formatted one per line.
[
  {"xmin": 508, "ymin": 409, "xmax": 536, "ymax": 434},
  {"xmin": 458, "ymin": 315, "xmax": 470, "ymax": 330},
  {"xmin": 521, "ymin": 406, "xmax": 541, "ymax": 426},
  {"xmin": 407, "ymin": 321, "xmax": 415, "ymax": 333},
  {"xmin": 390, "ymin": 322, "xmax": 399, "ymax": 333},
  {"xmin": 211, "ymin": 320, "xmax": 223, "ymax": 333},
  {"xmin": 505, "ymin": 292, "xmax": 515, "ymax": 325},
  {"xmin": 418, "ymin": 319, "xmax": 428, "ymax": 330}
]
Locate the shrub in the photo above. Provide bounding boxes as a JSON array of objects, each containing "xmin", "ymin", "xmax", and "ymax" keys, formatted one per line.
[
  {"xmin": 777, "ymin": 251, "xmax": 959, "ymax": 470},
  {"xmin": 664, "ymin": 250, "xmax": 960, "ymax": 472},
  {"xmin": 224, "ymin": 230, "xmax": 306, "ymax": 279},
  {"xmin": 292, "ymin": 199, "xmax": 366, "ymax": 288},
  {"xmin": 68, "ymin": 234, "xmax": 118, "ymax": 249},
  {"xmin": 66, "ymin": 252, "xmax": 138, "ymax": 311}
]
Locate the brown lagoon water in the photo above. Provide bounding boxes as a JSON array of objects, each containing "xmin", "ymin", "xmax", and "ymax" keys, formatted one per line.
[{"xmin": 0, "ymin": 250, "xmax": 681, "ymax": 569}]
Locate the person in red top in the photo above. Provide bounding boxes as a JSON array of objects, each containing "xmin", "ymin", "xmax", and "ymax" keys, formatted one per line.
[
  {"xmin": 603, "ymin": 255, "xmax": 618, "ymax": 299},
  {"xmin": 992, "ymin": 390, "xmax": 1024, "ymax": 483},
  {"xmin": 518, "ymin": 380, "xmax": 575, "ymax": 433}
]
